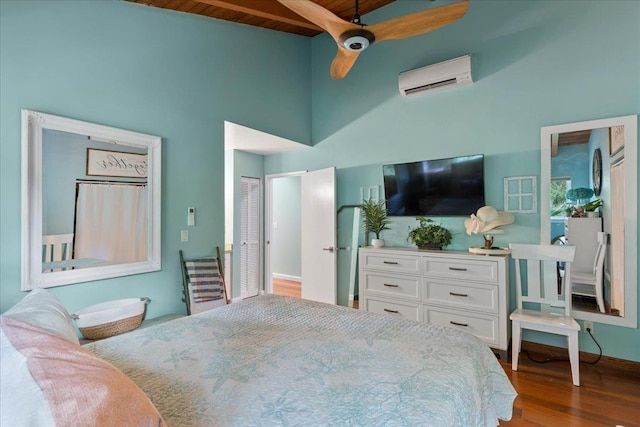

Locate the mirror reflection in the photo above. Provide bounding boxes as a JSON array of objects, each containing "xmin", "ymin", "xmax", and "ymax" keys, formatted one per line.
[
  {"xmin": 22, "ymin": 110, "xmax": 161, "ymax": 290},
  {"xmin": 549, "ymin": 127, "xmax": 622, "ymax": 316},
  {"xmin": 42, "ymin": 129, "xmax": 149, "ymax": 273},
  {"xmin": 540, "ymin": 115, "xmax": 637, "ymax": 328}
]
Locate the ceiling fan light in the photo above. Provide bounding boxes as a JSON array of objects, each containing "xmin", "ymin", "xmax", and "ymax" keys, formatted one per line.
[
  {"xmin": 339, "ymin": 29, "xmax": 375, "ymax": 52},
  {"xmin": 343, "ymin": 35, "xmax": 369, "ymax": 51}
]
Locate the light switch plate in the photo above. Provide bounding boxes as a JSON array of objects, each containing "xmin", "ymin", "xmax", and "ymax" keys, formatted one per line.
[{"xmin": 181, "ymin": 230, "xmax": 189, "ymax": 242}]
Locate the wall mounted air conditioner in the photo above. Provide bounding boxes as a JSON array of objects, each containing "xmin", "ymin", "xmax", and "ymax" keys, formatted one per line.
[{"xmin": 398, "ymin": 54, "xmax": 473, "ymax": 98}]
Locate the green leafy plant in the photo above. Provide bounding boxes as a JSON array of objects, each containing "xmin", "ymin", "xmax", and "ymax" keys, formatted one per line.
[
  {"xmin": 360, "ymin": 199, "xmax": 390, "ymax": 239},
  {"xmin": 583, "ymin": 198, "xmax": 602, "ymax": 212},
  {"xmin": 407, "ymin": 217, "xmax": 452, "ymax": 249}
]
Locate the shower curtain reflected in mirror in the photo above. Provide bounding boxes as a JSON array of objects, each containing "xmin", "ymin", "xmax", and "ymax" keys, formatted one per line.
[{"xmin": 74, "ymin": 182, "xmax": 147, "ymax": 265}]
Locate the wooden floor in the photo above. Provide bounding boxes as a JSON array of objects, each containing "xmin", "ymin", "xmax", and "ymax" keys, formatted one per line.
[
  {"xmin": 273, "ymin": 278, "xmax": 301, "ymax": 298},
  {"xmin": 272, "ymin": 279, "xmax": 640, "ymax": 426},
  {"xmin": 499, "ymin": 353, "xmax": 640, "ymax": 426}
]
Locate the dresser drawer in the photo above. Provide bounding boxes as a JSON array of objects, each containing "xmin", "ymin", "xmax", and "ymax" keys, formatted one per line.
[
  {"xmin": 362, "ymin": 252, "xmax": 420, "ymax": 274},
  {"xmin": 423, "ymin": 257, "xmax": 498, "ymax": 283},
  {"xmin": 423, "ymin": 280, "xmax": 498, "ymax": 314},
  {"xmin": 364, "ymin": 272, "xmax": 420, "ymax": 301},
  {"xmin": 424, "ymin": 306, "xmax": 498, "ymax": 346},
  {"xmin": 364, "ymin": 297, "xmax": 421, "ymax": 322}
]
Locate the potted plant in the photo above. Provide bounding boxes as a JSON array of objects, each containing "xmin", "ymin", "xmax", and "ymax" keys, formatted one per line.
[
  {"xmin": 407, "ymin": 217, "xmax": 452, "ymax": 250},
  {"xmin": 360, "ymin": 199, "xmax": 390, "ymax": 247},
  {"xmin": 583, "ymin": 198, "xmax": 603, "ymax": 217}
]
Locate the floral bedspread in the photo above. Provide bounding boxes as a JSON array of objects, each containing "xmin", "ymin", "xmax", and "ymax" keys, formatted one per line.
[{"xmin": 87, "ymin": 295, "xmax": 516, "ymax": 426}]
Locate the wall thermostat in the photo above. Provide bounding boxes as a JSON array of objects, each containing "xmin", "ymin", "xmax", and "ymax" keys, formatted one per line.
[{"xmin": 187, "ymin": 207, "xmax": 195, "ymax": 226}]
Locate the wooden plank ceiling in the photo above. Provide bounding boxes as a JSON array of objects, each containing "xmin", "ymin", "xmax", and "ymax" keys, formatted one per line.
[
  {"xmin": 126, "ymin": 0, "xmax": 396, "ymax": 37},
  {"xmin": 558, "ymin": 130, "xmax": 592, "ymax": 146}
]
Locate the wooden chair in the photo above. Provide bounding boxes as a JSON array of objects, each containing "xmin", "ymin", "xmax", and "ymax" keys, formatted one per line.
[
  {"xmin": 42, "ymin": 234, "xmax": 74, "ymax": 272},
  {"xmin": 571, "ymin": 232, "xmax": 608, "ymax": 313},
  {"xmin": 180, "ymin": 250, "xmax": 228, "ymax": 315},
  {"xmin": 509, "ymin": 243, "xmax": 580, "ymax": 386}
]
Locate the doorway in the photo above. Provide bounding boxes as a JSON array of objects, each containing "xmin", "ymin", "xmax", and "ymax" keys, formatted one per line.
[
  {"xmin": 266, "ymin": 167, "xmax": 337, "ymax": 304},
  {"xmin": 266, "ymin": 173, "xmax": 303, "ymax": 297}
]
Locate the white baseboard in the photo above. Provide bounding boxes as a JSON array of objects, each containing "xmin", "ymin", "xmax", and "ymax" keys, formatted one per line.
[{"xmin": 272, "ymin": 273, "xmax": 301, "ymax": 282}]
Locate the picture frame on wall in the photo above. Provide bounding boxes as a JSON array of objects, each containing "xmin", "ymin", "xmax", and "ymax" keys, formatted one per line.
[
  {"xmin": 86, "ymin": 148, "xmax": 148, "ymax": 178},
  {"xmin": 609, "ymin": 125, "xmax": 625, "ymax": 156}
]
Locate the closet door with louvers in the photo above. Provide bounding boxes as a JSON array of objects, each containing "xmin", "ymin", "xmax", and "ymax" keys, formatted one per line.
[{"xmin": 240, "ymin": 177, "xmax": 261, "ymax": 299}]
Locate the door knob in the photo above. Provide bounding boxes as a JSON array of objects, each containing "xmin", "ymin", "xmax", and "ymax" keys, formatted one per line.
[{"xmin": 322, "ymin": 246, "xmax": 335, "ymax": 253}]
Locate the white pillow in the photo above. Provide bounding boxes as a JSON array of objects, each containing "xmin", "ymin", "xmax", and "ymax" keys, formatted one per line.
[
  {"xmin": 0, "ymin": 316, "xmax": 166, "ymax": 427},
  {"xmin": 3, "ymin": 287, "xmax": 79, "ymax": 345}
]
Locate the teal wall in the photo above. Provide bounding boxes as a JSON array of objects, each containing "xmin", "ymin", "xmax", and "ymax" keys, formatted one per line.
[
  {"xmin": 552, "ymin": 144, "xmax": 590, "ymax": 192},
  {"xmin": 1, "ymin": 0, "xmax": 639, "ymax": 362},
  {"xmin": 265, "ymin": 1, "xmax": 640, "ymax": 361},
  {"xmin": 0, "ymin": 1, "xmax": 309, "ymax": 314}
]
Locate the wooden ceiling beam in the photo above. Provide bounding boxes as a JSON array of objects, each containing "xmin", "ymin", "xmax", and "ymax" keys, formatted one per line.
[{"xmin": 192, "ymin": 0, "xmax": 323, "ymax": 31}]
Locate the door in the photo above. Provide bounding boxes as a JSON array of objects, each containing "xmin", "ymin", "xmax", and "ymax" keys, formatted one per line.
[
  {"xmin": 301, "ymin": 167, "xmax": 337, "ymax": 304},
  {"xmin": 240, "ymin": 176, "xmax": 260, "ymax": 299},
  {"xmin": 610, "ymin": 158, "xmax": 624, "ymax": 315}
]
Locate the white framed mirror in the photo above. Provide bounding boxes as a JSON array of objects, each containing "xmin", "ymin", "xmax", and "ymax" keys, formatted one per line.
[
  {"xmin": 540, "ymin": 114, "xmax": 637, "ymax": 328},
  {"xmin": 21, "ymin": 110, "xmax": 161, "ymax": 290}
]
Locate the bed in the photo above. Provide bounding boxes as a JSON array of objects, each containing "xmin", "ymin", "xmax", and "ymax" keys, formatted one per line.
[{"xmin": 1, "ymin": 291, "xmax": 516, "ymax": 426}]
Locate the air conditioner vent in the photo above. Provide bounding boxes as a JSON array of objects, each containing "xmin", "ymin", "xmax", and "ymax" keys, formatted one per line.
[
  {"xmin": 399, "ymin": 55, "xmax": 473, "ymax": 98},
  {"xmin": 403, "ymin": 78, "xmax": 458, "ymax": 95}
]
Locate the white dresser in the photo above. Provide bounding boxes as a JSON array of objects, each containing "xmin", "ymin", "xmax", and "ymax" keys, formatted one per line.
[{"xmin": 359, "ymin": 247, "xmax": 510, "ymax": 354}]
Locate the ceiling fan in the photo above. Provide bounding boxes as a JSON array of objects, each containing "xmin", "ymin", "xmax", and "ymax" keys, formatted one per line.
[{"xmin": 277, "ymin": 0, "xmax": 469, "ymax": 79}]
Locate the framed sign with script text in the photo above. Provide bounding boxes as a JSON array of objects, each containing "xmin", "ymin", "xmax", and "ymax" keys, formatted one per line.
[
  {"xmin": 609, "ymin": 125, "xmax": 625, "ymax": 156},
  {"xmin": 86, "ymin": 148, "xmax": 148, "ymax": 178}
]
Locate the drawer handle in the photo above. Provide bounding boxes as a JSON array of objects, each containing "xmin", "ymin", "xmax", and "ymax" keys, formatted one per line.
[
  {"xmin": 449, "ymin": 267, "xmax": 468, "ymax": 272},
  {"xmin": 383, "ymin": 261, "xmax": 399, "ymax": 265},
  {"xmin": 449, "ymin": 292, "xmax": 468, "ymax": 297},
  {"xmin": 383, "ymin": 308, "xmax": 399, "ymax": 314},
  {"xmin": 450, "ymin": 321, "xmax": 469, "ymax": 327},
  {"xmin": 383, "ymin": 283, "xmax": 399, "ymax": 288}
]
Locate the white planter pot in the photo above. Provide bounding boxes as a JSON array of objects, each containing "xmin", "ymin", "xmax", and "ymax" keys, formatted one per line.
[
  {"xmin": 586, "ymin": 211, "xmax": 599, "ymax": 218},
  {"xmin": 371, "ymin": 238, "xmax": 385, "ymax": 248}
]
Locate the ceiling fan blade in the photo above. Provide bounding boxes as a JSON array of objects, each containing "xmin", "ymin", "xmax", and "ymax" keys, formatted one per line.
[
  {"xmin": 330, "ymin": 47, "xmax": 360, "ymax": 79},
  {"xmin": 277, "ymin": 0, "xmax": 358, "ymax": 43},
  {"xmin": 369, "ymin": 0, "xmax": 469, "ymax": 42}
]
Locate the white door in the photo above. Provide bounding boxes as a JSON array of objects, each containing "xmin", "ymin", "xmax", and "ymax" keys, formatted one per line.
[
  {"xmin": 610, "ymin": 158, "xmax": 625, "ymax": 315},
  {"xmin": 240, "ymin": 177, "xmax": 260, "ymax": 299},
  {"xmin": 301, "ymin": 167, "xmax": 337, "ymax": 304}
]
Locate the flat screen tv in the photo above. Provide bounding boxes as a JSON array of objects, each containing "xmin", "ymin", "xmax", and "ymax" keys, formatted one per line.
[{"xmin": 383, "ymin": 154, "xmax": 485, "ymax": 216}]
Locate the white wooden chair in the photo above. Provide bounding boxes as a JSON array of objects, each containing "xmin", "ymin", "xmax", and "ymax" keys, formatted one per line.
[
  {"xmin": 509, "ymin": 243, "xmax": 581, "ymax": 386},
  {"xmin": 571, "ymin": 232, "xmax": 608, "ymax": 313},
  {"xmin": 42, "ymin": 234, "xmax": 74, "ymax": 272}
]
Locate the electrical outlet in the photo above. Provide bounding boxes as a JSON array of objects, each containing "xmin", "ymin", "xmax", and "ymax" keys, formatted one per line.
[{"xmin": 584, "ymin": 320, "xmax": 594, "ymax": 333}]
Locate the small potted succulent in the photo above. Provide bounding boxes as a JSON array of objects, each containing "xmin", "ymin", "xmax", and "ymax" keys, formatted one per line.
[
  {"xmin": 407, "ymin": 217, "xmax": 452, "ymax": 250},
  {"xmin": 360, "ymin": 199, "xmax": 390, "ymax": 247},
  {"xmin": 583, "ymin": 198, "xmax": 603, "ymax": 218}
]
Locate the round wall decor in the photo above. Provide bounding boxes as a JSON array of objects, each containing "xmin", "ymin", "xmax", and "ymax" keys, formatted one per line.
[{"xmin": 592, "ymin": 148, "xmax": 602, "ymax": 196}]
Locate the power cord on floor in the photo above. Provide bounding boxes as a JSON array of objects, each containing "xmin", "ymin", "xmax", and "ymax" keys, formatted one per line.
[{"xmin": 523, "ymin": 327, "xmax": 602, "ymax": 365}]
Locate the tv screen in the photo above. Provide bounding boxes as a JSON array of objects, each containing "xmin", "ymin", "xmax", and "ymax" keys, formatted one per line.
[{"xmin": 383, "ymin": 154, "xmax": 485, "ymax": 216}]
